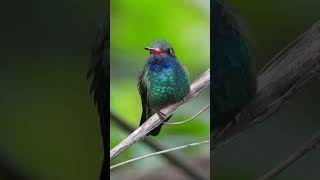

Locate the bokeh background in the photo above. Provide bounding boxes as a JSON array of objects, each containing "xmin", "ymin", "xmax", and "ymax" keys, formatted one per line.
[
  {"xmin": 110, "ymin": 0, "xmax": 210, "ymax": 179},
  {"xmin": 0, "ymin": 0, "xmax": 320, "ymax": 180}
]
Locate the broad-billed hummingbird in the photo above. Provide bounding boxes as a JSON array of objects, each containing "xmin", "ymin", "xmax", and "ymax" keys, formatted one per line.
[
  {"xmin": 211, "ymin": 0, "xmax": 256, "ymax": 138},
  {"xmin": 138, "ymin": 40, "xmax": 190, "ymax": 136}
]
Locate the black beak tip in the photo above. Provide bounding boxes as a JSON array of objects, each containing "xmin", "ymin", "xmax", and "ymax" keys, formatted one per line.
[{"xmin": 144, "ymin": 47, "xmax": 150, "ymax": 50}]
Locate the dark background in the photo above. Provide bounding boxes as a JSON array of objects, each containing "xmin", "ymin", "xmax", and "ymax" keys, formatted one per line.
[
  {"xmin": 1, "ymin": 0, "xmax": 107, "ymax": 179},
  {"xmin": 0, "ymin": 0, "xmax": 320, "ymax": 180},
  {"xmin": 212, "ymin": 0, "xmax": 320, "ymax": 179}
]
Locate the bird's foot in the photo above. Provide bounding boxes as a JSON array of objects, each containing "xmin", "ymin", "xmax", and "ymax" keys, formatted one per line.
[{"xmin": 156, "ymin": 110, "xmax": 167, "ymax": 121}]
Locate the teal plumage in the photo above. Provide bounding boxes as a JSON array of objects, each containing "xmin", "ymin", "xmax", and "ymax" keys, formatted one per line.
[
  {"xmin": 138, "ymin": 40, "xmax": 190, "ymax": 136},
  {"xmin": 212, "ymin": 0, "xmax": 256, "ymax": 134},
  {"xmin": 148, "ymin": 62, "xmax": 189, "ymax": 107}
]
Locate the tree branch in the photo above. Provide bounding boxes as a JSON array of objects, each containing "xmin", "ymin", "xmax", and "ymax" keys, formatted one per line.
[
  {"xmin": 110, "ymin": 69, "xmax": 210, "ymax": 160},
  {"xmin": 257, "ymin": 131, "xmax": 320, "ymax": 180},
  {"xmin": 212, "ymin": 20, "xmax": 320, "ymax": 149},
  {"xmin": 110, "ymin": 112, "xmax": 208, "ymax": 180}
]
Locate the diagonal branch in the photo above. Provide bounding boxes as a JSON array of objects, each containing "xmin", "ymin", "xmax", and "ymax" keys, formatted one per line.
[
  {"xmin": 212, "ymin": 20, "xmax": 320, "ymax": 149},
  {"xmin": 257, "ymin": 131, "xmax": 320, "ymax": 180},
  {"xmin": 110, "ymin": 112, "xmax": 208, "ymax": 180},
  {"xmin": 110, "ymin": 69, "xmax": 210, "ymax": 160}
]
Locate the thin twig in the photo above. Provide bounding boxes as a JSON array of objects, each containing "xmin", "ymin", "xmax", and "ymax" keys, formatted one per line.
[
  {"xmin": 257, "ymin": 131, "xmax": 320, "ymax": 180},
  {"xmin": 164, "ymin": 104, "xmax": 210, "ymax": 125},
  {"xmin": 110, "ymin": 69, "xmax": 210, "ymax": 160},
  {"xmin": 110, "ymin": 112, "xmax": 208, "ymax": 180},
  {"xmin": 111, "ymin": 140, "xmax": 210, "ymax": 170}
]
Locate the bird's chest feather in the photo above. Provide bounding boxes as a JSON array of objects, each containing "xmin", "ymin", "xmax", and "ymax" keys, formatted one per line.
[{"xmin": 146, "ymin": 65, "xmax": 188, "ymax": 108}]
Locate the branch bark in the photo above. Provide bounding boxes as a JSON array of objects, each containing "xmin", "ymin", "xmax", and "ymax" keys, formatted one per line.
[
  {"xmin": 212, "ymin": 20, "xmax": 320, "ymax": 148},
  {"xmin": 258, "ymin": 131, "xmax": 320, "ymax": 180},
  {"xmin": 110, "ymin": 112, "xmax": 208, "ymax": 180},
  {"xmin": 110, "ymin": 69, "xmax": 210, "ymax": 160}
]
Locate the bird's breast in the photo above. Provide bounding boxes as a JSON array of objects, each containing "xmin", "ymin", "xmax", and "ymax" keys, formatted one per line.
[{"xmin": 147, "ymin": 67, "xmax": 189, "ymax": 108}]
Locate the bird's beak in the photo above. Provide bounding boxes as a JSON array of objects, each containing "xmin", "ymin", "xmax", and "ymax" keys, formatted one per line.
[
  {"xmin": 144, "ymin": 47, "xmax": 154, "ymax": 51},
  {"xmin": 144, "ymin": 47, "xmax": 162, "ymax": 55}
]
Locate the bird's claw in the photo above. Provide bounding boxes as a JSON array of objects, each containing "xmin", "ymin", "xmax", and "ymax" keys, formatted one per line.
[{"xmin": 156, "ymin": 110, "xmax": 167, "ymax": 121}]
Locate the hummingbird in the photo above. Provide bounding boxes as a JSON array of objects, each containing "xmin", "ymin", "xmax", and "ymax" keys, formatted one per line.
[
  {"xmin": 211, "ymin": 0, "xmax": 256, "ymax": 140},
  {"xmin": 138, "ymin": 40, "xmax": 190, "ymax": 136}
]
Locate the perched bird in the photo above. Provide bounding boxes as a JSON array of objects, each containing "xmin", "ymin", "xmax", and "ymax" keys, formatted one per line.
[
  {"xmin": 211, "ymin": 0, "xmax": 256, "ymax": 139},
  {"xmin": 138, "ymin": 40, "xmax": 190, "ymax": 136}
]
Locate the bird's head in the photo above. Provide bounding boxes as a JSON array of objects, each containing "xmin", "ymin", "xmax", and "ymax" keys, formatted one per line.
[{"xmin": 145, "ymin": 40, "xmax": 176, "ymax": 59}]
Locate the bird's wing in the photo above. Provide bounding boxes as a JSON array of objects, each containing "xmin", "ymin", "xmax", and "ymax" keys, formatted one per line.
[
  {"xmin": 138, "ymin": 69, "xmax": 150, "ymax": 126},
  {"xmin": 87, "ymin": 16, "xmax": 109, "ymax": 179},
  {"xmin": 138, "ymin": 67, "xmax": 169, "ymax": 136},
  {"xmin": 88, "ymin": 21, "xmax": 109, "ymax": 117},
  {"xmin": 87, "ymin": 19, "xmax": 109, "ymax": 147}
]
